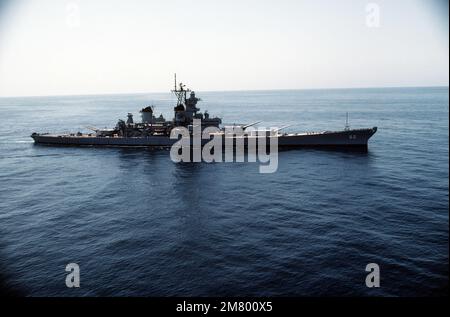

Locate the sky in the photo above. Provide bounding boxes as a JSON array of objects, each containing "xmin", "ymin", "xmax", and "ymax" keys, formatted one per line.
[{"xmin": 0, "ymin": 0, "xmax": 448, "ymax": 97}]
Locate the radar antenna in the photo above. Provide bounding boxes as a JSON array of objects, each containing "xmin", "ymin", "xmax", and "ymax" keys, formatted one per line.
[{"xmin": 174, "ymin": 73, "xmax": 177, "ymax": 91}]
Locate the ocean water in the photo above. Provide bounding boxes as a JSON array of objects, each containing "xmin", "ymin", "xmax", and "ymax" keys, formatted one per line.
[{"xmin": 0, "ymin": 87, "xmax": 448, "ymax": 296}]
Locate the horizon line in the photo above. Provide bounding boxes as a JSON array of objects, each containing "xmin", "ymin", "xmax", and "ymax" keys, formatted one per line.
[{"xmin": 0, "ymin": 84, "xmax": 448, "ymax": 99}]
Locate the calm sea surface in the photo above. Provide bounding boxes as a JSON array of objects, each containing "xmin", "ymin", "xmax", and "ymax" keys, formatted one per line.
[{"xmin": 0, "ymin": 87, "xmax": 448, "ymax": 296}]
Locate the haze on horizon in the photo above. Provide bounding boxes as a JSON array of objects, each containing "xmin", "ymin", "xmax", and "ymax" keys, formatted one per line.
[{"xmin": 0, "ymin": 0, "xmax": 448, "ymax": 97}]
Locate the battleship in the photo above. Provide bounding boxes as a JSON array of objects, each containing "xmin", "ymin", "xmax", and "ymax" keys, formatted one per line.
[{"xmin": 31, "ymin": 77, "xmax": 377, "ymax": 149}]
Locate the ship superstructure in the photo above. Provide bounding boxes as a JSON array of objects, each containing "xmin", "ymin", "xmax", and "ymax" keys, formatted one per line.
[{"xmin": 91, "ymin": 76, "xmax": 222, "ymax": 139}]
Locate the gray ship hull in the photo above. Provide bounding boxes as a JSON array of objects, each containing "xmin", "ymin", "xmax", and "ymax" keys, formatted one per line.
[{"xmin": 31, "ymin": 127, "xmax": 377, "ymax": 149}]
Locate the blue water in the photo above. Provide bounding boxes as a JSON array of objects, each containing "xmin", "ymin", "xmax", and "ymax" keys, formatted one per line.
[{"xmin": 0, "ymin": 87, "xmax": 448, "ymax": 296}]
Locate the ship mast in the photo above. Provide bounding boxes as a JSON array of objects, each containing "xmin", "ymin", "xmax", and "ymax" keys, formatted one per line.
[
  {"xmin": 345, "ymin": 112, "xmax": 350, "ymax": 130},
  {"xmin": 171, "ymin": 73, "xmax": 190, "ymax": 107}
]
